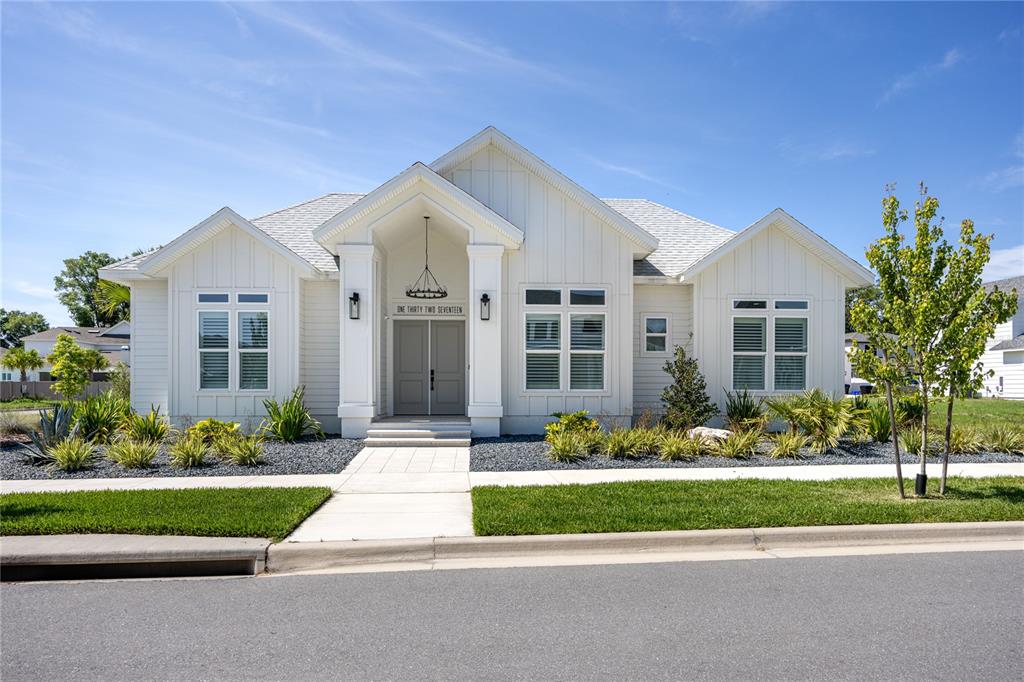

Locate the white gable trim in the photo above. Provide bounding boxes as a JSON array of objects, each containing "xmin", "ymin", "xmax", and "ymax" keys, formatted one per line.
[
  {"xmin": 679, "ymin": 208, "xmax": 874, "ymax": 287},
  {"xmin": 134, "ymin": 207, "xmax": 320, "ymax": 278},
  {"xmin": 312, "ymin": 162, "xmax": 524, "ymax": 250},
  {"xmin": 430, "ymin": 126, "xmax": 659, "ymax": 254}
]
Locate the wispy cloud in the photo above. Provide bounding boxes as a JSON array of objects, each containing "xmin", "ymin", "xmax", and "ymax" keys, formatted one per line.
[
  {"xmin": 878, "ymin": 48, "xmax": 963, "ymax": 106},
  {"xmin": 778, "ymin": 137, "xmax": 876, "ymax": 164},
  {"xmin": 982, "ymin": 245, "xmax": 1024, "ymax": 281},
  {"xmin": 998, "ymin": 26, "xmax": 1022, "ymax": 42},
  {"xmin": 583, "ymin": 155, "xmax": 679, "ymax": 189},
  {"xmin": 10, "ymin": 280, "xmax": 55, "ymax": 299},
  {"xmin": 666, "ymin": 0, "xmax": 786, "ymax": 44},
  {"xmin": 973, "ymin": 131, "xmax": 1024, "ymax": 193}
]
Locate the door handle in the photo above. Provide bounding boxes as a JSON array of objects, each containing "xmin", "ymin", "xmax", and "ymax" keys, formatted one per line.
[{"xmin": 430, "ymin": 369, "xmax": 435, "ymax": 391}]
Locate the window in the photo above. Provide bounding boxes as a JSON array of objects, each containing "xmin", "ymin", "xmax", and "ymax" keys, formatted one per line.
[
  {"xmin": 197, "ymin": 292, "xmax": 230, "ymax": 304},
  {"xmin": 1, "ymin": 372, "xmax": 11, "ymax": 381},
  {"xmin": 775, "ymin": 300, "xmax": 808, "ymax": 310},
  {"xmin": 525, "ymin": 314, "xmax": 560, "ymax": 389},
  {"xmin": 644, "ymin": 316, "xmax": 668, "ymax": 353},
  {"xmin": 733, "ymin": 300, "xmax": 767, "ymax": 309},
  {"xmin": 774, "ymin": 317, "xmax": 807, "ymax": 390},
  {"xmin": 238, "ymin": 311, "xmax": 269, "ymax": 390},
  {"xmin": 525, "ymin": 289, "xmax": 561, "ymax": 305},
  {"xmin": 237, "ymin": 293, "xmax": 269, "ymax": 304},
  {"xmin": 569, "ymin": 289, "xmax": 605, "ymax": 306},
  {"xmin": 732, "ymin": 317, "xmax": 766, "ymax": 390},
  {"xmin": 570, "ymin": 314, "xmax": 605, "ymax": 390},
  {"xmin": 199, "ymin": 311, "xmax": 229, "ymax": 390}
]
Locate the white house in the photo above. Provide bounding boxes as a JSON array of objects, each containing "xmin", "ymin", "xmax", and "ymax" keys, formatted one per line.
[
  {"xmin": 1, "ymin": 323, "xmax": 131, "ymax": 382},
  {"xmin": 980, "ymin": 275, "xmax": 1023, "ymax": 399},
  {"xmin": 99, "ymin": 127, "xmax": 873, "ymax": 437}
]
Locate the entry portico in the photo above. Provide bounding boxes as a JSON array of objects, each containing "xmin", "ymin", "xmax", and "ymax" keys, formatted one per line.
[{"xmin": 314, "ymin": 162, "xmax": 524, "ymax": 437}]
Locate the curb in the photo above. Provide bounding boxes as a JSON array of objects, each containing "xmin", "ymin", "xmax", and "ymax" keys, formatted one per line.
[{"xmin": 265, "ymin": 521, "xmax": 1024, "ymax": 574}]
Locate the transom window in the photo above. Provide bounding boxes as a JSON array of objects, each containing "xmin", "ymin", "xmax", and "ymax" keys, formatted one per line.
[
  {"xmin": 643, "ymin": 315, "xmax": 669, "ymax": 354},
  {"xmin": 197, "ymin": 292, "xmax": 230, "ymax": 304},
  {"xmin": 523, "ymin": 286, "xmax": 608, "ymax": 392},
  {"xmin": 237, "ymin": 293, "xmax": 269, "ymax": 304},
  {"xmin": 525, "ymin": 289, "xmax": 561, "ymax": 306},
  {"xmin": 732, "ymin": 299, "xmax": 810, "ymax": 392}
]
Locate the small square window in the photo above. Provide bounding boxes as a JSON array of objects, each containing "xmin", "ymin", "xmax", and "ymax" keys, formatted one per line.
[
  {"xmin": 644, "ymin": 316, "xmax": 668, "ymax": 353},
  {"xmin": 197, "ymin": 293, "xmax": 230, "ymax": 303},
  {"xmin": 569, "ymin": 289, "xmax": 605, "ymax": 306},
  {"xmin": 237, "ymin": 293, "xmax": 269, "ymax": 304},
  {"xmin": 525, "ymin": 289, "xmax": 561, "ymax": 305}
]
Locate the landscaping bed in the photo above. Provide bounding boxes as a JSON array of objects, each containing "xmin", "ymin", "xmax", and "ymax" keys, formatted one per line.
[
  {"xmin": 470, "ymin": 435, "xmax": 1022, "ymax": 471},
  {"xmin": 471, "ymin": 476, "xmax": 1024, "ymax": 536},
  {"xmin": 0, "ymin": 486, "xmax": 332, "ymax": 541},
  {"xmin": 0, "ymin": 436, "xmax": 363, "ymax": 480}
]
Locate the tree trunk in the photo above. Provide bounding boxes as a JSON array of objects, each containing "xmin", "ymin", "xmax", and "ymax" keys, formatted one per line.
[
  {"xmin": 19, "ymin": 369, "xmax": 27, "ymax": 382},
  {"xmin": 885, "ymin": 381, "xmax": 906, "ymax": 499},
  {"xmin": 918, "ymin": 380, "xmax": 929, "ymax": 497},
  {"xmin": 940, "ymin": 394, "xmax": 953, "ymax": 495}
]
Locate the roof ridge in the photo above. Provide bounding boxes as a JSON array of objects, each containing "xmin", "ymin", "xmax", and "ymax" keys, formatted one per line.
[
  {"xmin": 605, "ymin": 197, "xmax": 733, "ymax": 235},
  {"xmin": 251, "ymin": 192, "xmax": 365, "ymax": 222}
]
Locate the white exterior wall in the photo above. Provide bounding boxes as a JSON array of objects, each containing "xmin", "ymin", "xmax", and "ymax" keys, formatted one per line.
[
  {"xmin": 443, "ymin": 145, "xmax": 635, "ymax": 432},
  {"xmin": 692, "ymin": 223, "xmax": 849, "ymax": 413},
  {"xmin": 130, "ymin": 279, "xmax": 169, "ymax": 414},
  {"xmin": 164, "ymin": 224, "xmax": 302, "ymax": 427},
  {"xmin": 300, "ymin": 279, "xmax": 341, "ymax": 432},
  {"xmin": 632, "ymin": 283, "xmax": 694, "ymax": 415},
  {"xmin": 981, "ymin": 303, "xmax": 1024, "ymax": 399}
]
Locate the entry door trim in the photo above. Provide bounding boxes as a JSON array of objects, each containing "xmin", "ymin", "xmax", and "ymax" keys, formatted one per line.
[{"xmin": 391, "ymin": 319, "xmax": 466, "ymax": 416}]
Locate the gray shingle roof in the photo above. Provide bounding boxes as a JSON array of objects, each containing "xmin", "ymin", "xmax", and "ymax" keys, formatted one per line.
[
  {"xmin": 984, "ymin": 275, "xmax": 1024, "ymax": 297},
  {"xmin": 250, "ymin": 193, "xmax": 364, "ymax": 273},
  {"xmin": 990, "ymin": 335, "xmax": 1024, "ymax": 351},
  {"xmin": 602, "ymin": 199, "xmax": 735, "ymax": 277},
  {"xmin": 21, "ymin": 326, "xmax": 129, "ymax": 346}
]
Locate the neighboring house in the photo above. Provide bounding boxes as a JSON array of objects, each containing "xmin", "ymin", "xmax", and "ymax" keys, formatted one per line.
[
  {"xmin": 843, "ymin": 332, "xmax": 884, "ymax": 394},
  {"xmin": 99, "ymin": 126, "xmax": 873, "ymax": 436},
  {"xmin": 17, "ymin": 322, "xmax": 131, "ymax": 381},
  {"xmin": 980, "ymin": 275, "xmax": 1024, "ymax": 399}
]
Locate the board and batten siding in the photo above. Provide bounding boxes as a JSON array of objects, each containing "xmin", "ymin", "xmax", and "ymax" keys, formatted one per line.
[
  {"xmin": 980, "ymin": 305, "xmax": 1024, "ymax": 399},
  {"xmin": 442, "ymin": 144, "xmax": 635, "ymax": 431},
  {"xmin": 692, "ymin": 222, "xmax": 848, "ymax": 414},
  {"xmin": 164, "ymin": 224, "xmax": 302, "ymax": 426},
  {"xmin": 632, "ymin": 284, "xmax": 694, "ymax": 415},
  {"xmin": 130, "ymin": 279, "xmax": 169, "ymax": 415},
  {"xmin": 300, "ymin": 279, "xmax": 341, "ymax": 432}
]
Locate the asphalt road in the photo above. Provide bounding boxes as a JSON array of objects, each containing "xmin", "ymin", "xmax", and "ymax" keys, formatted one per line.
[{"xmin": 2, "ymin": 551, "xmax": 1021, "ymax": 681}]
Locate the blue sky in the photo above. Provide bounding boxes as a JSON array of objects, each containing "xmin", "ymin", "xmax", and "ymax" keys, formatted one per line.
[{"xmin": 3, "ymin": 1, "xmax": 1022, "ymax": 326}]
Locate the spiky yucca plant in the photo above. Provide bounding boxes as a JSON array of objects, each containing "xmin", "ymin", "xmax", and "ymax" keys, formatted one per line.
[
  {"xmin": 768, "ymin": 432, "xmax": 808, "ymax": 459},
  {"xmin": 548, "ymin": 432, "xmax": 586, "ymax": 463},
  {"xmin": 260, "ymin": 387, "xmax": 325, "ymax": 442},
  {"xmin": 106, "ymin": 439, "xmax": 159, "ymax": 469},
  {"xmin": 714, "ymin": 430, "xmax": 760, "ymax": 458},
  {"xmin": 169, "ymin": 434, "xmax": 210, "ymax": 468},
  {"xmin": 49, "ymin": 436, "xmax": 97, "ymax": 471}
]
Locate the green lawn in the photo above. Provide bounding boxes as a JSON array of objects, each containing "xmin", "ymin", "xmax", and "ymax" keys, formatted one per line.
[
  {"xmin": 0, "ymin": 399, "xmax": 57, "ymax": 412},
  {"xmin": 863, "ymin": 397, "xmax": 1024, "ymax": 431},
  {"xmin": 0, "ymin": 487, "xmax": 332, "ymax": 541},
  {"xmin": 472, "ymin": 477, "xmax": 1024, "ymax": 536}
]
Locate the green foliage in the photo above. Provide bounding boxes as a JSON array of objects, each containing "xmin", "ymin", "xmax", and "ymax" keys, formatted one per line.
[
  {"xmin": 216, "ymin": 434, "xmax": 265, "ymax": 466},
  {"xmin": 0, "ymin": 309, "xmax": 49, "ymax": 348},
  {"xmin": 866, "ymin": 402, "xmax": 892, "ymax": 443},
  {"xmin": 603, "ymin": 428, "xmax": 643, "ymax": 459},
  {"xmin": 108, "ymin": 361, "xmax": 131, "ymax": 400},
  {"xmin": 631, "ymin": 428, "xmax": 664, "ymax": 456},
  {"xmin": 0, "ymin": 411, "xmax": 30, "ymax": 437},
  {"xmin": 544, "ymin": 410, "xmax": 600, "ymax": 442},
  {"xmin": 845, "ymin": 286, "xmax": 881, "ymax": 334},
  {"xmin": 94, "ymin": 279, "xmax": 131, "ymax": 321},
  {"xmin": 895, "ymin": 395, "xmax": 924, "ymax": 427},
  {"xmin": 47, "ymin": 334, "xmax": 108, "ymax": 400},
  {"xmin": 714, "ymin": 430, "xmax": 760, "ymax": 458},
  {"xmin": 53, "ymin": 251, "xmax": 121, "ymax": 326},
  {"xmin": 25, "ymin": 405, "xmax": 78, "ymax": 465},
  {"xmin": 259, "ymin": 387, "xmax": 325, "ymax": 442},
  {"xmin": 105, "ymin": 439, "xmax": 158, "ymax": 469},
  {"xmin": 578, "ymin": 430, "xmax": 606, "ymax": 455},
  {"xmin": 547, "ymin": 432, "xmax": 587, "ymax": 463},
  {"xmin": 0, "ymin": 346, "xmax": 44, "ymax": 381},
  {"xmin": 723, "ymin": 389, "xmax": 766, "ymax": 432},
  {"xmin": 898, "ymin": 425, "xmax": 931, "ymax": 457},
  {"xmin": 984, "ymin": 425, "xmax": 1024, "ymax": 455},
  {"xmin": 187, "ymin": 418, "xmax": 241, "ymax": 444},
  {"xmin": 947, "ymin": 426, "xmax": 983, "ymax": 455},
  {"xmin": 49, "ymin": 436, "xmax": 97, "ymax": 471},
  {"xmin": 72, "ymin": 390, "xmax": 131, "ymax": 444},
  {"xmin": 658, "ymin": 434, "xmax": 707, "ymax": 462},
  {"xmin": 660, "ymin": 345, "xmax": 717, "ymax": 430},
  {"xmin": 168, "ymin": 434, "xmax": 210, "ymax": 468},
  {"xmin": 785, "ymin": 389, "xmax": 868, "ymax": 454},
  {"xmin": 764, "ymin": 395, "xmax": 802, "ymax": 435},
  {"xmin": 768, "ymin": 432, "xmax": 808, "ymax": 459},
  {"xmin": 121, "ymin": 406, "xmax": 169, "ymax": 443}
]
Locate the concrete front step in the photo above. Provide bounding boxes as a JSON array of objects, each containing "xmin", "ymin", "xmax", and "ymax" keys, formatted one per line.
[
  {"xmin": 366, "ymin": 429, "xmax": 471, "ymax": 439},
  {"xmin": 364, "ymin": 437, "xmax": 471, "ymax": 447}
]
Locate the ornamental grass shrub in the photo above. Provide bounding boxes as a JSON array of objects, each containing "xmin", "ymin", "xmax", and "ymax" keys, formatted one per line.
[
  {"xmin": 106, "ymin": 439, "xmax": 158, "ymax": 469},
  {"xmin": 866, "ymin": 402, "xmax": 892, "ymax": 443},
  {"xmin": 724, "ymin": 389, "xmax": 767, "ymax": 433},
  {"xmin": 260, "ymin": 387, "xmax": 325, "ymax": 442},
  {"xmin": 544, "ymin": 410, "xmax": 600, "ymax": 442},
  {"xmin": 947, "ymin": 425, "xmax": 984, "ymax": 454},
  {"xmin": 658, "ymin": 434, "xmax": 708, "ymax": 462},
  {"xmin": 121, "ymin": 406, "xmax": 170, "ymax": 444},
  {"xmin": 215, "ymin": 434, "xmax": 265, "ymax": 466},
  {"xmin": 72, "ymin": 391, "xmax": 132, "ymax": 444},
  {"xmin": 714, "ymin": 430, "xmax": 760, "ymax": 459},
  {"xmin": 49, "ymin": 436, "xmax": 97, "ymax": 471},
  {"xmin": 169, "ymin": 434, "xmax": 210, "ymax": 468},
  {"xmin": 547, "ymin": 432, "xmax": 587, "ymax": 463},
  {"xmin": 188, "ymin": 418, "xmax": 241, "ymax": 445},
  {"xmin": 603, "ymin": 428, "xmax": 643, "ymax": 459},
  {"xmin": 768, "ymin": 432, "xmax": 808, "ymax": 460},
  {"xmin": 985, "ymin": 425, "xmax": 1024, "ymax": 455}
]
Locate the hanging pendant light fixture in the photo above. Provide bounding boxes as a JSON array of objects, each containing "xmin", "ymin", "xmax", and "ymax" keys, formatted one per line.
[{"xmin": 405, "ymin": 216, "xmax": 448, "ymax": 299}]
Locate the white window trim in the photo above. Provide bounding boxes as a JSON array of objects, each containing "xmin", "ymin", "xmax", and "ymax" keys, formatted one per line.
[
  {"xmin": 569, "ymin": 311, "xmax": 606, "ymax": 391},
  {"xmin": 729, "ymin": 297, "xmax": 812, "ymax": 394},
  {"xmin": 641, "ymin": 313, "xmax": 671, "ymax": 357},
  {"xmin": 524, "ymin": 311, "xmax": 562, "ymax": 392},
  {"xmin": 237, "ymin": 309, "xmax": 270, "ymax": 392},
  {"xmin": 773, "ymin": 316, "xmax": 808, "ymax": 392},
  {"xmin": 236, "ymin": 292, "xmax": 270, "ymax": 305},
  {"xmin": 196, "ymin": 292, "xmax": 231, "ymax": 304},
  {"xmin": 522, "ymin": 288, "xmax": 563, "ymax": 308},
  {"xmin": 197, "ymin": 309, "xmax": 231, "ymax": 392}
]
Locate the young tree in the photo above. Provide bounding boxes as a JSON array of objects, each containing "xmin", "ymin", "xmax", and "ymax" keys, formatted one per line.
[
  {"xmin": 54, "ymin": 251, "xmax": 119, "ymax": 327},
  {"xmin": 660, "ymin": 344, "xmax": 718, "ymax": 430},
  {"xmin": 845, "ymin": 285, "xmax": 881, "ymax": 334},
  {"xmin": 47, "ymin": 334, "xmax": 107, "ymax": 400},
  {"xmin": 0, "ymin": 309, "xmax": 49, "ymax": 348},
  {"xmin": 1, "ymin": 347, "xmax": 45, "ymax": 381},
  {"xmin": 934, "ymin": 224, "xmax": 1017, "ymax": 493}
]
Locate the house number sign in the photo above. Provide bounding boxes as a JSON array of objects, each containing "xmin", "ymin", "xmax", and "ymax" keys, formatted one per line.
[{"xmin": 392, "ymin": 303, "xmax": 464, "ymax": 317}]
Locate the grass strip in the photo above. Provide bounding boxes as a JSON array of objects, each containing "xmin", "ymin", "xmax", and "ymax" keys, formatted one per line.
[
  {"xmin": 472, "ymin": 476, "xmax": 1024, "ymax": 536},
  {"xmin": 0, "ymin": 486, "xmax": 332, "ymax": 541}
]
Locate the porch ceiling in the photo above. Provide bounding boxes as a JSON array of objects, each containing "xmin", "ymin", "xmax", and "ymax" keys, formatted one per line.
[{"xmin": 370, "ymin": 194, "xmax": 469, "ymax": 253}]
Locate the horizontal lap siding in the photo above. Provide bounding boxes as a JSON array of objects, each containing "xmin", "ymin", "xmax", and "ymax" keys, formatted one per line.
[
  {"xmin": 633, "ymin": 284, "xmax": 693, "ymax": 415},
  {"xmin": 301, "ymin": 280, "xmax": 341, "ymax": 429},
  {"xmin": 131, "ymin": 280, "xmax": 168, "ymax": 414}
]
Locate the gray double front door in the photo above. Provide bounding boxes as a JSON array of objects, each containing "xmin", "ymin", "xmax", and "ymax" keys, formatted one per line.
[{"xmin": 393, "ymin": 320, "xmax": 466, "ymax": 415}]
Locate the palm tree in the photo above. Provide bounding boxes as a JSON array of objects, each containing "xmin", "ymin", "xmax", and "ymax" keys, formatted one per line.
[
  {"xmin": 1, "ymin": 347, "xmax": 45, "ymax": 381},
  {"xmin": 94, "ymin": 279, "xmax": 130, "ymax": 321}
]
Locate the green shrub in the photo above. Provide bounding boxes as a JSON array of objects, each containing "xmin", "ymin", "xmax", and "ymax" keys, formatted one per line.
[
  {"xmin": 788, "ymin": 389, "xmax": 868, "ymax": 454},
  {"xmin": 898, "ymin": 425, "xmax": 931, "ymax": 456},
  {"xmin": 764, "ymin": 396, "xmax": 801, "ymax": 435},
  {"xmin": 945, "ymin": 425, "xmax": 983, "ymax": 454},
  {"xmin": 548, "ymin": 432, "xmax": 586, "ymax": 463},
  {"xmin": 73, "ymin": 391, "xmax": 132, "ymax": 444},
  {"xmin": 768, "ymin": 432, "xmax": 808, "ymax": 460},
  {"xmin": 108, "ymin": 361, "xmax": 131, "ymax": 400},
  {"xmin": 724, "ymin": 389, "xmax": 766, "ymax": 432},
  {"xmin": 0, "ymin": 411, "xmax": 30, "ymax": 437},
  {"xmin": 260, "ymin": 387, "xmax": 325, "ymax": 442},
  {"xmin": 866, "ymin": 402, "xmax": 892, "ymax": 443},
  {"xmin": 578, "ymin": 430, "xmax": 606, "ymax": 455},
  {"xmin": 985, "ymin": 425, "xmax": 1024, "ymax": 455},
  {"xmin": 658, "ymin": 434, "xmax": 707, "ymax": 462},
  {"xmin": 632, "ymin": 428, "xmax": 664, "ymax": 456},
  {"xmin": 603, "ymin": 429, "xmax": 643, "ymax": 459},
  {"xmin": 714, "ymin": 430, "xmax": 760, "ymax": 458},
  {"xmin": 169, "ymin": 434, "xmax": 209, "ymax": 468},
  {"xmin": 216, "ymin": 434, "xmax": 265, "ymax": 466},
  {"xmin": 895, "ymin": 395, "xmax": 924, "ymax": 427},
  {"xmin": 660, "ymin": 346, "xmax": 717, "ymax": 430},
  {"xmin": 122, "ymin": 406, "xmax": 170, "ymax": 443},
  {"xmin": 544, "ymin": 410, "xmax": 600, "ymax": 442},
  {"xmin": 106, "ymin": 439, "xmax": 158, "ymax": 469},
  {"xmin": 49, "ymin": 436, "xmax": 97, "ymax": 471},
  {"xmin": 25, "ymin": 405, "xmax": 78, "ymax": 465},
  {"xmin": 188, "ymin": 418, "xmax": 241, "ymax": 445}
]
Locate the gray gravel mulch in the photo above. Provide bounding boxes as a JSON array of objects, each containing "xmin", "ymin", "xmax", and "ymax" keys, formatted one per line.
[
  {"xmin": 470, "ymin": 436, "xmax": 1023, "ymax": 472},
  {"xmin": 0, "ymin": 436, "xmax": 363, "ymax": 480}
]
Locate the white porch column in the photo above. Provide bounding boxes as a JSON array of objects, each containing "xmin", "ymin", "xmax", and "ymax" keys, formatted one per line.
[
  {"xmin": 466, "ymin": 244, "xmax": 504, "ymax": 437},
  {"xmin": 338, "ymin": 243, "xmax": 376, "ymax": 438}
]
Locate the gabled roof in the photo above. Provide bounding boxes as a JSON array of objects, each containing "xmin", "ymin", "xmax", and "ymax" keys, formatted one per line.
[
  {"xmin": 251, "ymin": 194, "xmax": 363, "ymax": 272},
  {"xmin": 430, "ymin": 126, "xmax": 658, "ymax": 254},
  {"xmin": 984, "ymin": 275, "xmax": 1024, "ymax": 297},
  {"xmin": 21, "ymin": 326, "xmax": 129, "ymax": 346},
  {"xmin": 990, "ymin": 335, "xmax": 1024, "ymax": 351},
  {"xmin": 678, "ymin": 208, "xmax": 875, "ymax": 286},
  {"xmin": 605, "ymin": 199, "xmax": 734, "ymax": 277},
  {"xmin": 312, "ymin": 162, "xmax": 524, "ymax": 249}
]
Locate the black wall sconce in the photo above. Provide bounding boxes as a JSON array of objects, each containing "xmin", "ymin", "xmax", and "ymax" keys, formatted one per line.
[
  {"xmin": 349, "ymin": 292, "xmax": 360, "ymax": 320},
  {"xmin": 480, "ymin": 293, "xmax": 491, "ymax": 321}
]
